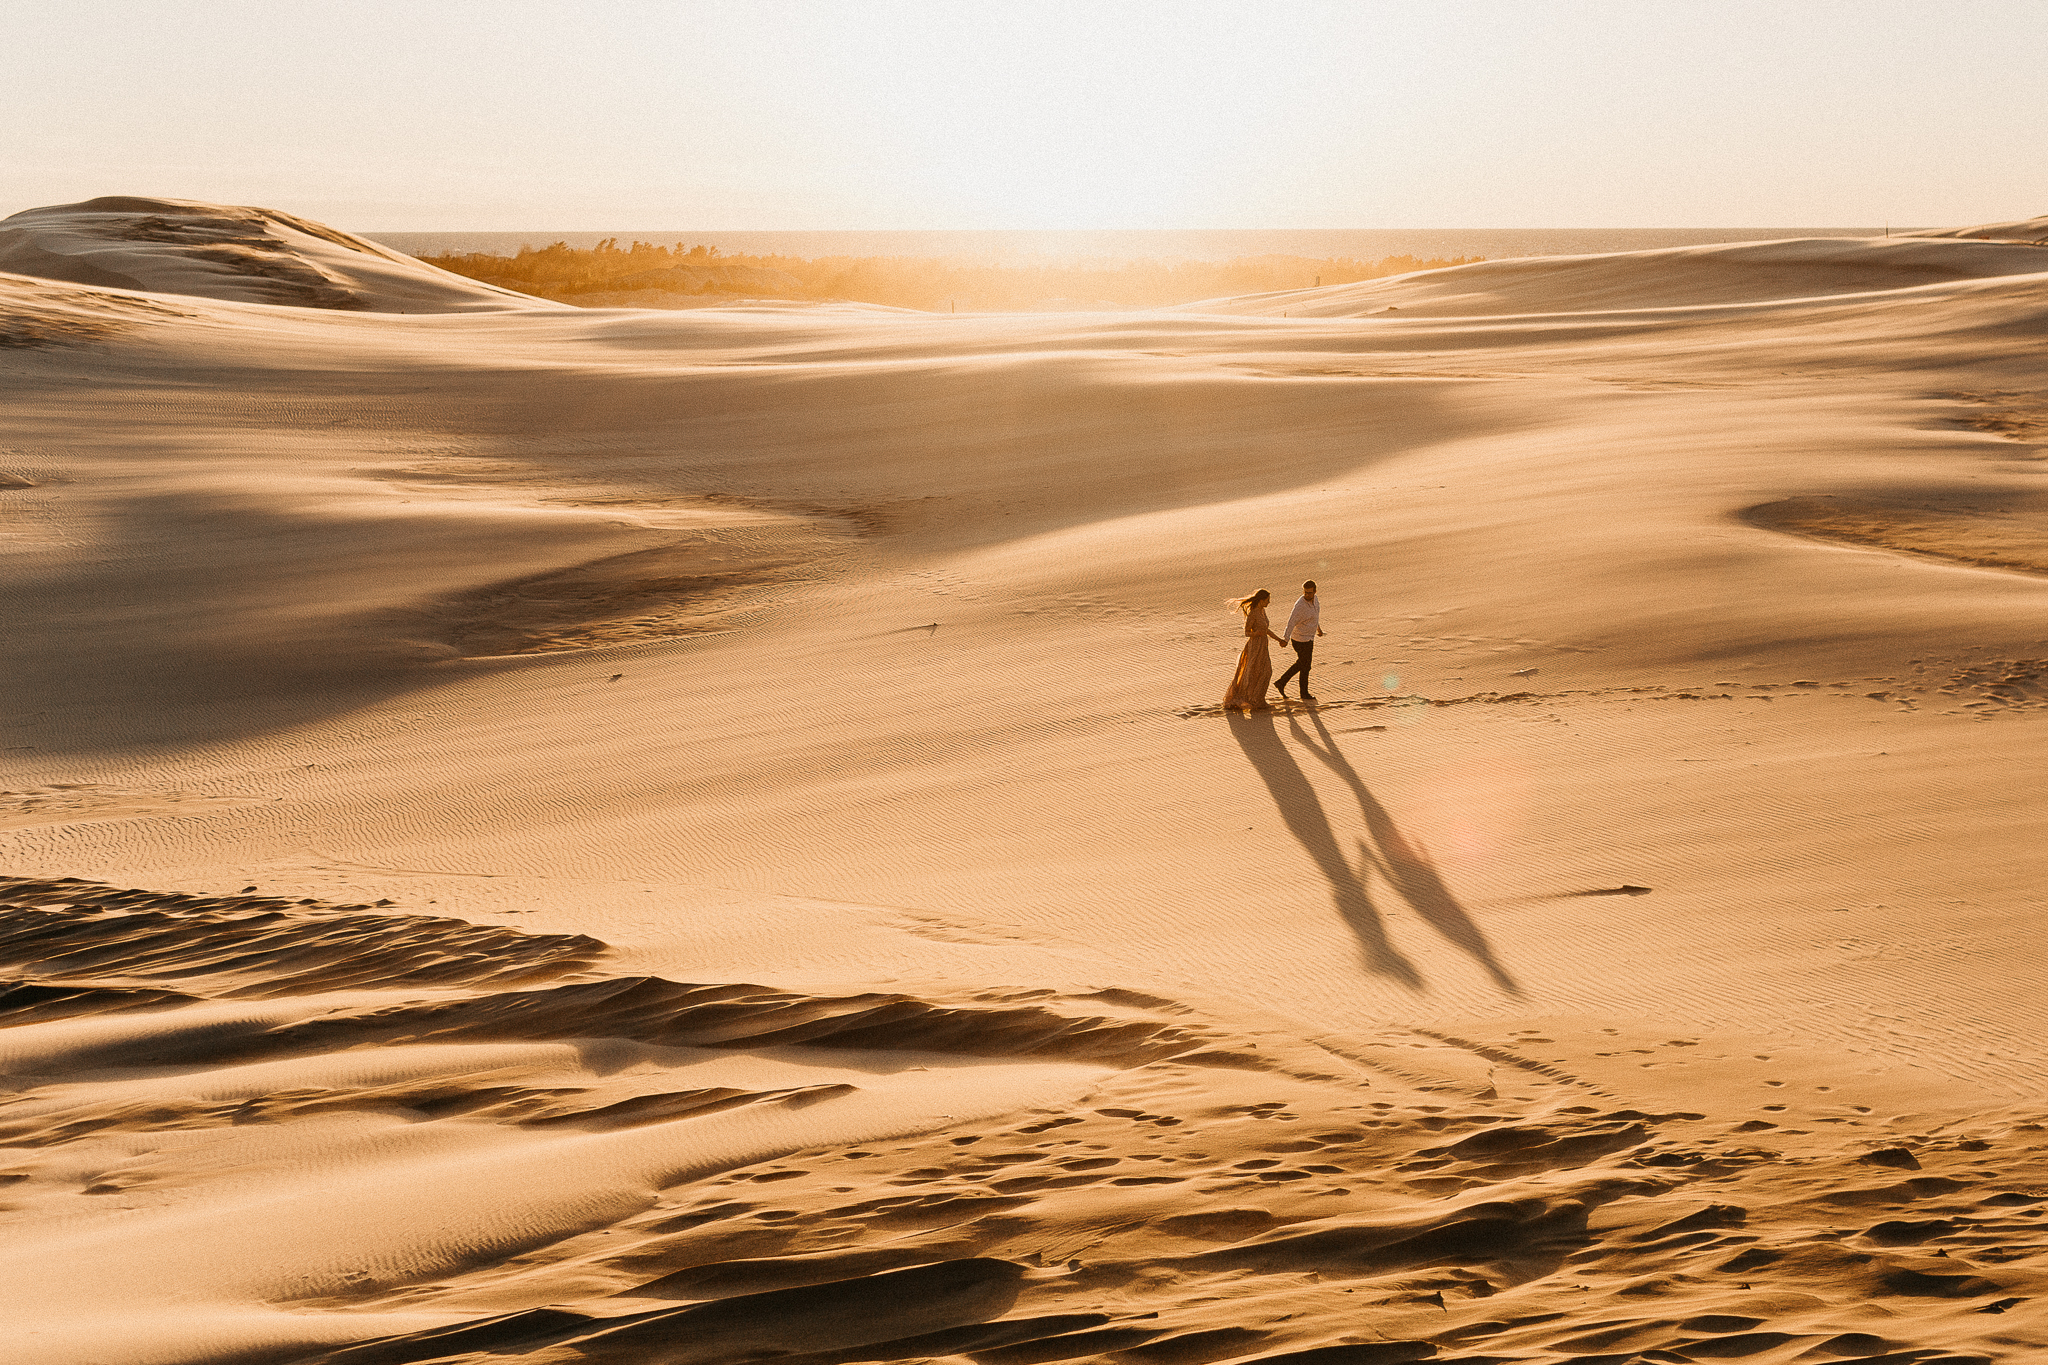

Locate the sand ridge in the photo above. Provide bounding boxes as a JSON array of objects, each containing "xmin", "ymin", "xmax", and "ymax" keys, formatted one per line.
[
  {"xmin": 0, "ymin": 197, "xmax": 558, "ymax": 314},
  {"xmin": 3, "ymin": 879, "xmax": 2047, "ymax": 1363},
  {"xmin": 1192, "ymin": 233, "xmax": 2048, "ymax": 319}
]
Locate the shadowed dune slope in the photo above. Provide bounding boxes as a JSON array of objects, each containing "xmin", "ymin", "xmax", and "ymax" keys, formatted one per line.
[
  {"xmin": 0, "ymin": 875, "xmax": 605, "ymax": 999},
  {"xmin": 6, "ymin": 251, "xmax": 2047, "ymax": 753},
  {"xmin": 0, "ymin": 197, "xmax": 560, "ymax": 313}
]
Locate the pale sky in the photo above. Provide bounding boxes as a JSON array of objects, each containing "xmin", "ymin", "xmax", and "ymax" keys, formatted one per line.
[{"xmin": 4, "ymin": 0, "xmax": 2042, "ymax": 230}]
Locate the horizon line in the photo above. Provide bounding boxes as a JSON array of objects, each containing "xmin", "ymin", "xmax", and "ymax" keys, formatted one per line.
[{"xmin": 364, "ymin": 223, "xmax": 1924, "ymax": 233}]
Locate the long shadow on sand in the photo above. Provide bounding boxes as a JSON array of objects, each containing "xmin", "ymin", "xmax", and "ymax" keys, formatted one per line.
[
  {"xmin": 1226, "ymin": 711, "xmax": 1422, "ymax": 989},
  {"xmin": 1227, "ymin": 708, "xmax": 1519, "ymax": 995}
]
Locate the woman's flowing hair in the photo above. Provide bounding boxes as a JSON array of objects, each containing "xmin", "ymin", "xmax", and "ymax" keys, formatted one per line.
[{"xmin": 1229, "ymin": 588, "xmax": 1271, "ymax": 616}]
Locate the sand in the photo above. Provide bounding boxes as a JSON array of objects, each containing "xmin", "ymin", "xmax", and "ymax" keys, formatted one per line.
[
  {"xmin": 2, "ymin": 196, "xmax": 2047, "ymax": 1364},
  {"xmin": 0, "ymin": 196, "xmax": 551, "ymax": 313}
]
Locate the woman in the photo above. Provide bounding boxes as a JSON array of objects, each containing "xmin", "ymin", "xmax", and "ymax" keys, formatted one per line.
[{"xmin": 1223, "ymin": 589, "xmax": 1289, "ymax": 712}]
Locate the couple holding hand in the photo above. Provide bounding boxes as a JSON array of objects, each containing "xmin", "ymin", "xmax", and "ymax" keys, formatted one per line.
[{"xmin": 1224, "ymin": 580, "xmax": 1324, "ymax": 713}]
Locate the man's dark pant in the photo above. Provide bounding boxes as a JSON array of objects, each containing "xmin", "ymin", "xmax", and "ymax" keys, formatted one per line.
[{"xmin": 1277, "ymin": 639, "xmax": 1314, "ymax": 696}]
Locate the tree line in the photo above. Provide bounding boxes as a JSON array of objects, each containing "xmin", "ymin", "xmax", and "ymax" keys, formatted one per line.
[{"xmin": 419, "ymin": 238, "xmax": 1482, "ymax": 311}]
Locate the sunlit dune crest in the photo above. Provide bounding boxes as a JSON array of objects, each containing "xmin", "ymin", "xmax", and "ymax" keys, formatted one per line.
[
  {"xmin": 0, "ymin": 196, "xmax": 561, "ymax": 314},
  {"xmin": 4, "ymin": 196, "xmax": 2048, "ymax": 1365},
  {"xmin": 1198, "ymin": 233, "xmax": 2048, "ymax": 317},
  {"xmin": 1905, "ymin": 212, "xmax": 2048, "ymax": 245}
]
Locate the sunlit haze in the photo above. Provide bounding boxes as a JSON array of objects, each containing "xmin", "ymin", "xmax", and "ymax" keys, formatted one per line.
[{"xmin": 4, "ymin": 0, "xmax": 2045, "ymax": 230}]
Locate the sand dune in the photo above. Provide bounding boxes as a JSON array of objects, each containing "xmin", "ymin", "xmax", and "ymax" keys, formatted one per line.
[
  {"xmin": 0, "ymin": 197, "xmax": 555, "ymax": 313},
  {"xmin": 1908, "ymin": 213, "xmax": 2048, "ymax": 246},
  {"xmin": 4, "ymin": 199, "xmax": 2048, "ymax": 1362},
  {"xmin": 1201, "ymin": 233, "xmax": 2048, "ymax": 317}
]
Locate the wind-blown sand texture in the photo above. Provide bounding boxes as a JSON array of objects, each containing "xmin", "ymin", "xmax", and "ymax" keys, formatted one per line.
[{"xmin": 3, "ymin": 198, "xmax": 2048, "ymax": 1365}]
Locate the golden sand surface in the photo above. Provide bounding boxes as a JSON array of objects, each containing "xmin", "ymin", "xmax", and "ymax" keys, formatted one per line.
[{"xmin": 3, "ymin": 197, "xmax": 2048, "ymax": 1364}]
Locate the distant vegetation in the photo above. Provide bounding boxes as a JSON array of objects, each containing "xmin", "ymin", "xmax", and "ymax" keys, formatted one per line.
[{"xmin": 418, "ymin": 238, "xmax": 1483, "ymax": 311}]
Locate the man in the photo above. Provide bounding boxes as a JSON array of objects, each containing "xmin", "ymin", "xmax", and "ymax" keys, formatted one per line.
[{"xmin": 1275, "ymin": 580, "xmax": 1324, "ymax": 701}]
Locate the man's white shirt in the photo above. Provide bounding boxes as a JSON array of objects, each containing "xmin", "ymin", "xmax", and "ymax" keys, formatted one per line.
[{"xmin": 1284, "ymin": 596, "xmax": 1320, "ymax": 641}]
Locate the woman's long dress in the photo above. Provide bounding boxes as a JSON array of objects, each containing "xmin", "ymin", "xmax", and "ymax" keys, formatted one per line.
[{"xmin": 1223, "ymin": 606, "xmax": 1275, "ymax": 711}]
